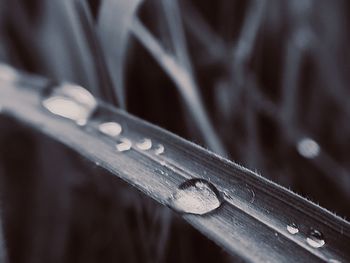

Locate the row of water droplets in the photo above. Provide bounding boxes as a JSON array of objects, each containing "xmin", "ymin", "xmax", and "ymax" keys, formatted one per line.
[
  {"xmin": 40, "ymin": 83, "xmax": 340, "ymax": 262},
  {"xmin": 0, "ymin": 67, "xmax": 322, "ymax": 219},
  {"xmin": 0, "ymin": 68, "xmax": 214, "ymax": 215},
  {"xmin": 4, "ymin": 67, "xmax": 225, "ymax": 217},
  {"xmin": 287, "ymin": 223, "xmax": 325, "ymax": 248},
  {"xmin": 41, "ymin": 82, "xmax": 165, "ymax": 155},
  {"xmin": 286, "ymin": 223, "xmax": 340, "ymax": 262},
  {"xmin": 0, "ymin": 68, "xmax": 319, "ymax": 220},
  {"xmin": 41, "ymin": 83, "xmax": 222, "ymax": 215}
]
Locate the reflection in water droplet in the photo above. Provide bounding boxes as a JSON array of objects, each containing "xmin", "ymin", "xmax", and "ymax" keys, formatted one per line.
[
  {"xmin": 297, "ymin": 138, "xmax": 320, "ymax": 159},
  {"xmin": 98, "ymin": 122, "xmax": 122, "ymax": 137},
  {"xmin": 306, "ymin": 229, "xmax": 325, "ymax": 248},
  {"xmin": 154, "ymin": 144, "xmax": 165, "ymax": 155},
  {"xmin": 42, "ymin": 83, "xmax": 97, "ymax": 125},
  {"xmin": 287, "ymin": 223, "xmax": 299, "ymax": 235},
  {"xmin": 136, "ymin": 138, "xmax": 152, "ymax": 150},
  {"xmin": 116, "ymin": 138, "xmax": 132, "ymax": 152},
  {"xmin": 154, "ymin": 168, "xmax": 167, "ymax": 176},
  {"xmin": 169, "ymin": 178, "xmax": 221, "ymax": 215},
  {"xmin": 76, "ymin": 119, "xmax": 87, "ymax": 126},
  {"xmin": 0, "ymin": 64, "xmax": 17, "ymax": 82}
]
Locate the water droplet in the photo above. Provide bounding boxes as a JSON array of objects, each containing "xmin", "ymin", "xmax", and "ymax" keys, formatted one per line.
[
  {"xmin": 154, "ymin": 168, "xmax": 167, "ymax": 176},
  {"xmin": 287, "ymin": 223, "xmax": 299, "ymax": 235},
  {"xmin": 42, "ymin": 83, "xmax": 97, "ymax": 125},
  {"xmin": 306, "ymin": 229, "xmax": 325, "ymax": 248},
  {"xmin": 169, "ymin": 178, "xmax": 221, "ymax": 215},
  {"xmin": 328, "ymin": 259, "xmax": 341, "ymax": 263},
  {"xmin": 136, "ymin": 138, "xmax": 152, "ymax": 150},
  {"xmin": 297, "ymin": 137, "xmax": 320, "ymax": 159},
  {"xmin": 0, "ymin": 64, "xmax": 17, "ymax": 82},
  {"xmin": 116, "ymin": 138, "xmax": 132, "ymax": 152},
  {"xmin": 98, "ymin": 122, "xmax": 122, "ymax": 137},
  {"xmin": 154, "ymin": 144, "xmax": 165, "ymax": 155}
]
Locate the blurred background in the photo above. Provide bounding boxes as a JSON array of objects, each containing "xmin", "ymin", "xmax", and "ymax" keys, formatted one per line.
[{"xmin": 0, "ymin": 0, "xmax": 350, "ymax": 262}]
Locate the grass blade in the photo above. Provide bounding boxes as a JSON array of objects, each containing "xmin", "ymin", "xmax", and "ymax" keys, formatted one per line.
[
  {"xmin": 97, "ymin": 0, "xmax": 143, "ymax": 109},
  {"xmin": 0, "ymin": 66, "xmax": 349, "ymax": 262}
]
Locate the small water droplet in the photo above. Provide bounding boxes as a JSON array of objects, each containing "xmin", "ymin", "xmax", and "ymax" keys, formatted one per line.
[
  {"xmin": 306, "ymin": 229, "xmax": 325, "ymax": 248},
  {"xmin": 169, "ymin": 178, "xmax": 221, "ymax": 215},
  {"xmin": 297, "ymin": 137, "xmax": 320, "ymax": 159},
  {"xmin": 98, "ymin": 122, "xmax": 122, "ymax": 137},
  {"xmin": 154, "ymin": 168, "xmax": 167, "ymax": 176},
  {"xmin": 154, "ymin": 144, "xmax": 164, "ymax": 155},
  {"xmin": 116, "ymin": 138, "xmax": 132, "ymax": 152},
  {"xmin": 76, "ymin": 119, "xmax": 87, "ymax": 126},
  {"xmin": 136, "ymin": 138, "xmax": 152, "ymax": 150},
  {"xmin": 42, "ymin": 83, "xmax": 97, "ymax": 125},
  {"xmin": 287, "ymin": 223, "xmax": 299, "ymax": 235}
]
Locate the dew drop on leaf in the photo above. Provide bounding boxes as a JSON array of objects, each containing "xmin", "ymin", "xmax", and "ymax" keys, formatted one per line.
[
  {"xmin": 306, "ymin": 229, "xmax": 325, "ymax": 248},
  {"xmin": 154, "ymin": 144, "xmax": 165, "ymax": 155},
  {"xmin": 297, "ymin": 137, "xmax": 320, "ymax": 159},
  {"xmin": 116, "ymin": 138, "xmax": 132, "ymax": 152},
  {"xmin": 169, "ymin": 178, "xmax": 221, "ymax": 215},
  {"xmin": 98, "ymin": 121, "xmax": 122, "ymax": 137},
  {"xmin": 136, "ymin": 138, "xmax": 152, "ymax": 150},
  {"xmin": 287, "ymin": 223, "xmax": 299, "ymax": 235},
  {"xmin": 42, "ymin": 83, "xmax": 97, "ymax": 126}
]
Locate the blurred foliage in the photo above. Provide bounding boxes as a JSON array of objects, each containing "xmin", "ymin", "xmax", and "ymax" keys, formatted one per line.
[{"xmin": 1, "ymin": 0, "xmax": 350, "ymax": 261}]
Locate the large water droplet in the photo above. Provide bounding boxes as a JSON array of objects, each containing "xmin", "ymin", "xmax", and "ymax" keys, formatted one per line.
[
  {"xmin": 136, "ymin": 138, "xmax": 152, "ymax": 150},
  {"xmin": 42, "ymin": 83, "xmax": 97, "ymax": 125},
  {"xmin": 287, "ymin": 223, "xmax": 299, "ymax": 235},
  {"xmin": 98, "ymin": 122, "xmax": 122, "ymax": 137},
  {"xmin": 154, "ymin": 144, "xmax": 165, "ymax": 155},
  {"xmin": 306, "ymin": 229, "xmax": 325, "ymax": 248},
  {"xmin": 115, "ymin": 138, "xmax": 132, "ymax": 152},
  {"xmin": 297, "ymin": 138, "xmax": 320, "ymax": 159},
  {"xmin": 169, "ymin": 178, "xmax": 221, "ymax": 215}
]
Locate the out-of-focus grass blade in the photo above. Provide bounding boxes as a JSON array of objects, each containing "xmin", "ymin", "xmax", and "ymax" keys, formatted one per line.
[
  {"xmin": 97, "ymin": 0, "xmax": 143, "ymax": 109},
  {"xmin": 2, "ymin": 0, "xmax": 100, "ymax": 95},
  {"xmin": 74, "ymin": 0, "xmax": 119, "ymax": 105},
  {"xmin": 131, "ymin": 17, "xmax": 226, "ymax": 156},
  {"xmin": 0, "ymin": 67, "xmax": 349, "ymax": 263}
]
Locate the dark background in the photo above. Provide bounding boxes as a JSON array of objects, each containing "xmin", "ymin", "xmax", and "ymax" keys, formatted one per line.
[{"xmin": 0, "ymin": 0, "xmax": 350, "ymax": 262}]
